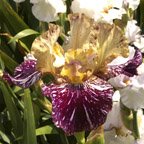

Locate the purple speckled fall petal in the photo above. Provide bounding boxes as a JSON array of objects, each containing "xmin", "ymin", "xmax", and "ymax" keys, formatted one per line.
[
  {"xmin": 42, "ymin": 76, "xmax": 113, "ymax": 134},
  {"xmin": 99, "ymin": 49, "xmax": 142, "ymax": 79},
  {"xmin": 3, "ymin": 59, "xmax": 41, "ymax": 88}
]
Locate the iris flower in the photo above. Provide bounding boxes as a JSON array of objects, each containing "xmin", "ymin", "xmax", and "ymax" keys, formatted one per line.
[
  {"xmin": 12, "ymin": 0, "xmax": 66, "ymax": 22},
  {"xmin": 71, "ymin": 0, "xmax": 125, "ymax": 23},
  {"xmin": 3, "ymin": 14, "xmax": 142, "ymax": 134}
]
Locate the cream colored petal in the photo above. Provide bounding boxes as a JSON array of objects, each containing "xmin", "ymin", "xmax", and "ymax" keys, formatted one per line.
[
  {"xmin": 31, "ymin": 24, "xmax": 62, "ymax": 74},
  {"xmin": 64, "ymin": 14, "xmax": 94, "ymax": 51},
  {"xmin": 90, "ymin": 22, "xmax": 129, "ymax": 72}
]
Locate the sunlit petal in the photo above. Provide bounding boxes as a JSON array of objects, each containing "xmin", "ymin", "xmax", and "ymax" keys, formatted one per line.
[
  {"xmin": 31, "ymin": 0, "xmax": 66, "ymax": 22},
  {"xmin": 31, "ymin": 24, "xmax": 64, "ymax": 74}
]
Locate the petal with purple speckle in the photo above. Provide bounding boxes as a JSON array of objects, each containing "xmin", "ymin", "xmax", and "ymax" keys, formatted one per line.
[
  {"xmin": 42, "ymin": 76, "xmax": 113, "ymax": 134},
  {"xmin": 98, "ymin": 48, "xmax": 142, "ymax": 80},
  {"xmin": 3, "ymin": 58, "xmax": 41, "ymax": 88}
]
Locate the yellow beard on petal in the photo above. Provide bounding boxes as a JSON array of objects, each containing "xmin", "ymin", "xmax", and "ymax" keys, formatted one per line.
[
  {"xmin": 60, "ymin": 48, "xmax": 96, "ymax": 83},
  {"xmin": 60, "ymin": 62, "xmax": 92, "ymax": 84}
]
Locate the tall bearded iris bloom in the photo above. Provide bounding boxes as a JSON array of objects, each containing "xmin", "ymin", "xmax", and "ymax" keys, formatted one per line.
[{"xmin": 3, "ymin": 14, "xmax": 142, "ymax": 135}]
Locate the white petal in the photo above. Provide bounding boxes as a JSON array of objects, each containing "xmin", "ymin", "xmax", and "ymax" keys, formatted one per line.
[
  {"xmin": 104, "ymin": 91, "xmax": 123, "ymax": 130},
  {"xmin": 120, "ymin": 74, "xmax": 144, "ymax": 110},
  {"xmin": 13, "ymin": 0, "xmax": 25, "ymax": 3},
  {"xmin": 32, "ymin": 0, "xmax": 66, "ymax": 22},
  {"xmin": 24, "ymin": 53, "xmax": 37, "ymax": 61},
  {"xmin": 124, "ymin": 0, "xmax": 140, "ymax": 10},
  {"xmin": 30, "ymin": 0, "xmax": 41, "ymax": 3},
  {"xmin": 134, "ymin": 36, "xmax": 144, "ymax": 51},
  {"xmin": 108, "ymin": 46, "xmax": 135, "ymax": 66},
  {"xmin": 137, "ymin": 63, "xmax": 144, "ymax": 75},
  {"xmin": 104, "ymin": 129, "xmax": 134, "ymax": 144},
  {"xmin": 48, "ymin": 0, "xmax": 66, "ymax": 13},
  {"xmin": 108, "ymin": 74, "xmax": 129, "ymax": 88},
  {"xmin": 125, "ymin": 20, "xmax": 141, "ymax": 43},
  {"xmin": 71, "ymin": 0, "xmax": 124, "ymax": 23}
]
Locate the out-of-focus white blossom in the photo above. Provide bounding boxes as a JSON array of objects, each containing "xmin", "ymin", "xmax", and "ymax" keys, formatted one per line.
[
  {"xmin": 125, "ymin": 20, "xmax": 141, "ymax": 43},
  {"xmin": 105, "ymin": 129, "xmax": 134, "ymax": 144},
  {"xmin": 137, "ymin": 63, "xmax": 144, "ymax": 75},
  {"xmin": 120, "ymin": 74, "xmax": 144, "ymax": 110},
  {"xmin": 125, "ymin": 20, "xmax": 144, "ymax": 52},
  {"xmin": 104, "ymin": 91, "xmax": 123, "ymax": 130},
  {"xmin": 71, "ymin": 0, "xmax": 125, "ymax": 23},
  {"xmin": 31, "ymin": 0, "xmax": 66, "ymax": 22},
  {"xmin": 134, "ymin": 37, "xmax": 144, "ymax": 52},
  {"xmin": 105, "ymin": 109, "xmax": 144, "ymax": 144},
  {"xmin": 108, "ymin": 74, "xmax": 130, "ymax": 88},
  {"xmin": 13, "ymin": 0, "xmax": 25, "ymax": 3},
  {"xmin": 123, "ymin": 0, "xmax": 140, "ymax": 10},
  {"xmin": 12, "ymin": 0, "xmax": 66, "ymax": 22}
]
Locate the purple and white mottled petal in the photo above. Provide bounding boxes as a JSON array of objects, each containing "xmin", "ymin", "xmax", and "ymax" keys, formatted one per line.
[
  {"xmin": 42, "ymin": 76, "xmax": 113, "ymax": 134},
  {"xmin": 3, "ymin": 58, "xmax": 41, "ymax": 88},
  {"xmin": 105, "ymin": 48, "xmax": 142, "ymax": 79}
]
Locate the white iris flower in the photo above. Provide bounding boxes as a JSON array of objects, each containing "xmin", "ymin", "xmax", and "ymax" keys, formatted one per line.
[
  {"xmin": 13, "ymin": 0, "xmax": 66, "ymax": 22},
  {"xmin": 71, "ymin": 0, "xmax": 125, "ymax": 23}
]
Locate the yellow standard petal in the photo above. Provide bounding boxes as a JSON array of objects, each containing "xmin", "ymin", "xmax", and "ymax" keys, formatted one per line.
[{"xmin": 89, "ymin": 22, "xmax": 129, "ymax": 74}]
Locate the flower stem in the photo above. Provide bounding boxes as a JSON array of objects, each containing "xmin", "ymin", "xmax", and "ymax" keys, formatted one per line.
[
  {"xmin": 132, "ymin": 110, "xmax": 140, "ymax": 139},
  {"xmin": 59, "ymin": 131, "xmax": 69, "ymax": 144},
  {"xmin": 75, "ymin": 131, "xmax": 85, "ymax": 144},
  {"xmin": 39, "ymin": 22, "xmax": 48, "ymax": 33}
]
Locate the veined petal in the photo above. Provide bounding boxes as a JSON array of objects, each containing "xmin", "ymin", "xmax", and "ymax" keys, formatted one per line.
[
  {"xmin": 31, "ymin": 24, "xmax": 64, "ymax": 74},
  {"xmin": 92, "ymin": 22, "xmax": 129, "ymax": 72},
  {"xmin": 3, "ymin": 55, "xmax": 41, "ymax": 88},
  {"xmin": 42, "ymin": 76, "xmax": 113, "ymax": 134},
  {"xmin": 64, "ymin": 14, "xmax": 94, "ymax": 51}
]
